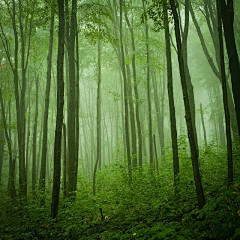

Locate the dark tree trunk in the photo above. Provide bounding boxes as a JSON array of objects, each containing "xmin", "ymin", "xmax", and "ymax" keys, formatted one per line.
[
  {"xmin": 120, "ymin": 0, "xmax": 131, "ymax": 175},
  {"xmin": 200, "ymin": 103, "xmax": 207, "ymax": 149},
  {"xmin": 153, "ymin": 135, "xmax": 159, "ymax": 175},
  {"xmin": 124, "ymin": 8, "xmax": 143, "ymax": 167},
  {"xmin": 32, "ymin": 75, "xmax": 39, "ymax": 194},
  {"xmin": 62, "ymin": 123, "xmax": 67, "ymax": 198},
  {"xmin": 93, "ymin": 32, "xmax": 102, "ymax": 197},
  {"xmin": 0, "ymin": 89, "xmax": 16, "ymax": 200},
  {"xmin": 51, "ymin": 0, "xmax": 65, "ymax": 218},
  {"xmin": 142, "ymin": 0, "xmax": 153, "ymax": 164},
  {"xmin": 67, "ymin": 0, "xmax": 77, "ymax": 196},
  {"xmin": 181, "ymin": 0, "xmax": 198, "ymax": 154},
  {"xmin": 221, "ymin": 0, "xmax": 240, "ymax": 138},
  {"xmin": 74, "ymin": 20, "xmax": 80, "ymax": 191},
  {"xmin": 163, "ymin": 0, "xmax": 180, "ymax": 199},
  {"xmin": 216, "ymin": 0, "xmax": 233, "ymax": 183},
  {"xmin": 0, "ymin": 121, "xmax": 4, "ymax": 187},
  {"xmin": 124, "ymin": 43, "xmax": 137, "ymax": 167},
  {"xmin": 170, "ymin": 0, "xmax": 205, "ymax": 208},
  {"xmin": 151, "ymin": 71, "xmax": 165, "ymax": 161},
  {"xmin": 39, "ymin": 11, "xmax": 54, "ymax": 196}
]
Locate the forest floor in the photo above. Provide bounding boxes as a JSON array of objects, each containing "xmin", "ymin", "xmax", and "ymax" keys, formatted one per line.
[{"xmin": 1, "ymin": 146, "xmax": 240, "ymax": 239}]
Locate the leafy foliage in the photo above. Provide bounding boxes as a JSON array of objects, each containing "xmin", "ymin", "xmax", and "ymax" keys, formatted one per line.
[{"xmin": 1, "ymin": 146, "xmax": 240, "ymax": 239}]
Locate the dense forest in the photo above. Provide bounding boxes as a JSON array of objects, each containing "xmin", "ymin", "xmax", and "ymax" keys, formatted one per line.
[{"xmin": 0, "ymin": 0, "xmax": 240, "ymax": 239}]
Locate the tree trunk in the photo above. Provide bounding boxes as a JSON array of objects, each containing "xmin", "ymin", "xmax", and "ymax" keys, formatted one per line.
[
  {"xmin": 67, "ymin": 0, "xmax": 77, "ymax": 196},
  {"xmin": 200, "ymin": 103, "xmax": 208, "ymax": 149},
  {"xmin": 181, "ymin": 0, "xmax": 198, "ymax": 154},
  {"xmin": 51, "ymin": 0, "xmax": 65, "ymax": 218},
  {"xmin": 120, "ymin": 0, "xmax": 131, "ymax": 176},
  {"xmin": 39, "ymin": 11, "xmax": 54, "ymax": 196},
  {"xmin": 62, "ymin": 123, "xmax": 67, "ymax": 198},
  {"xmin": 0, "ymin": 120, "xmax": 4, "ymax": 187},
  {"xmin": 93, "ymin": 32, "xmax": 102, "ymax": 197},
  {"xmin": 163, "ymin": 0, "xmax": 180, "ymax": 199},
  {"xmin": 151, "ymin": 71, "xmax": 165, "ymax": 161},
  {"xmin": 170, "ymin": 0, "xmax": 205, "ymax": 208},
  {"xmin": 0, "ymin": 89, "xmax": 16, "ymax": 200},
  {"xmin": 216, "ymin": 0, "xmax": 233, "ymax": 183},
  {"xmin": 142, "ymin": 0, "xmax": 153, "ymax": 164},
  {"xmin": 124, "ymin": 9, "xmax": 143, "ymax": 167},
  {"xmin": 124, "ymin": 43, "xmax": 137, "ymax": 167},
  {"xmin": 221, "ymin": 0, "xmax": 240, "ymax": 138},
  {"xmin": 153, "ymin": 135, "xmax": 159, "ymax": 175},
  {"xmin": 74, "ymin": 20, "xmax": 80, "ymax": 192},
  {"xmin": 32, "ymin": 75, "xmax": 39, "ymax": 194}
]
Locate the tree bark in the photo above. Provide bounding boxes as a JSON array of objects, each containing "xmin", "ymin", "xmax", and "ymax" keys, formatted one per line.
[
  {"xmin": 39, "ymin": 11, "xmax": 55, "ymax": 196},
  {"xmin": 163, "ymin": 0, "xmax": 180, "ymax": 199},
  {"xmin": 32, "ymin": 75, "xmax": 39, "ymax": 194},
  {"xmin": 67, "ymin": 0, "xmax": 77, "ymax": 196},
  {"xmin": 51, "ymin": 0, "xmax": 65, "ymax": 218},
  {"xmin": 142, "ymin": 0, "xmax": 153, "ymax": 164},
  {"xmin": 170, "ymin": 0, "xmax": 205, "ymax": 208},
  {"xmin": 124, "ymin": 10, "xmax": 143, "ymax": 167},
  {"xmin": 200, "ymin": 103, "xmax": 207, "ymax": 149},
  {"xmin": 120, "ymin": 0, "xmax": 131, "ymax": 176},
  {"xmin": 216, "ymin": 0, "xmax": 233, "ymax": 183},
  {"xmin": 93, "ymin": 31, "xmax": 102, "ymax": 197},
  {"xmin": 0, "ymin": 89, "xmax": 16, "ymax": 200},
  {"xmin": 221, "ymin": 0, "xmax": 240, "ymax": 138}
]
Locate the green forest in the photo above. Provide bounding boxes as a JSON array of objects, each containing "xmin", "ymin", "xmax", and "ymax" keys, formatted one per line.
[{"xmin": 0, "ymin": 0, "xmax": 240, "ymax": 239}]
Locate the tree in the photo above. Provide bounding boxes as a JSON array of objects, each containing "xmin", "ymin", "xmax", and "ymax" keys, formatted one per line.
[
  {"xmin": 124, "ymin": 6, "xmax": 143, "ymax": 167},
  {"xmin": 120, "ymin": 0, "xmax": 132, "ymax": 176},
  {"xmin": 0, "ymin": 0, "xmax": 36, "ymax": 199},
  {"xmin": 216, "ymin": 0, "xmax": 233, "ymax": 183},
  {"xmin": 93, "ymin": 26, "xmax": 102, "ymax": 197},
  {"xmin": 163, "ymin": 0, "xmax": 180, "ymax": 199},
  {"xmin": 39, "ymin": 9, "xmax": 55, "ymax": 198},
  {"xmin": 0, "ymin": 88, "xmax": 16, "ymax": 200},
  {"xmin": 170, "ymin": 0, "xmax": 205, "ymax": 208},
  {"xmin": 51, "ymin": 0, "xmax": 65, "ymax": 218},
  {"xmin": 67, "ymin": 0, "xmax": 77, "ymax": 196},
  {"xmin": 32, "ymin": 75, "xmax": 39, "ymax": 194},
  {"xmin": 142, "ymin": 0, "xmax": 153, "ymax": 165},
  {"xmin": 220, "ymin": 0, "xmax": 240, "ymax": 138}
]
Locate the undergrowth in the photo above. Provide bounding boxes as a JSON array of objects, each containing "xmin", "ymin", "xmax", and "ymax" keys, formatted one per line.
[{"xmin": 0, "ymin": 146, "xmax": 240, "ymax": 239}]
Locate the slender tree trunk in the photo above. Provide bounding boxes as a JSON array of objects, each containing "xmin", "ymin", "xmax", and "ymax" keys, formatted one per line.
[
  {"xmin": 32, "ymin": 75, "xmax": 39, "ymax": 194},
  {"xmin": 120, "ymin": 0, "xmax": 131, "ymax": 175},
  {"xmin": 0, "ymin": 89, "xmax": 16, "ymax": 200},
  {"xmin": 0, "ymin": 119, "xmax": 4, "ymax": 187},
  {"xmin": 51, "ymin": 0, "xmax": 65, "ymax": 218},
  {"xmin": 74, "ymin": 21, "xmax": 80, "ymax": 192},
  {"xmin": 124, "ymin": 43, "xmax": 137, "ymax": 166},
  {"xmin": 62, "ymin": 123, "xmax": 67, "ymax": 198},
  {"xmin": 216, "ymin": 0, "xmax": 233, "ymax": 183},
  {"xmin": 170, "ymin": 0, "xmax": 205, "ymax": 208},
  {"xmin": 151, "ymin": 71, "xmax": 165, "ymax": 161},
  {"xmin": 200, "ymin": 103, "xmax": 208, "ymax": 149},
  {"xmin": 142, "ymin": 0, "xmax": 153, "ymax": 164},
  {"xmin": 12, "ymin": 0, "xmax": 27, "ymax": 199},
  {"xmin": 39, "ymin": 11, "xmax": 54, "ymax": 195},
  {"xmin": 181, "ymin": 0, "xmax": 198, "ymax": 154},
  {"xmin": 124, "ymin": 10, "xmax": 143, "ymax": 167},
  {"xmin": 93, "ymin": 33, "xmax": 102, "ymax": 197},
  {"xmin": 153, "ymin": 135, "xmax": 159, "ymax": 175},
  {"xmin": 163, "ymin": 0, "xmax": 180, "ymax": 199},
  {"xmin": 67, "ymin": 0, "xmax": 77, "ymax": 196},
  {"xmin": 221, "ymin": 0, "xmax": 240, "ymax": 138}
]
